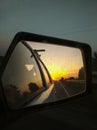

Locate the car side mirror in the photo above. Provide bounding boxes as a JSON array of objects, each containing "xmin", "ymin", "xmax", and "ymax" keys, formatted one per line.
[{"xmin": 0, "ymin": 32, "xmax": 92, "ymax": 111}]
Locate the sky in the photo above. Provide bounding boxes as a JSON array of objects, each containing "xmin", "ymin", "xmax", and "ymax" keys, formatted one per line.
[
  {"xmin": 28, "ymin": 41, "xmax": 83, "ymax": 80},
  {"xmin": 0, "ymin": 0, "xmax": 97, "ymax": 55},
  {"xmin": 2, "ymin": 40, "xmax": 84, "ymax": 85}
]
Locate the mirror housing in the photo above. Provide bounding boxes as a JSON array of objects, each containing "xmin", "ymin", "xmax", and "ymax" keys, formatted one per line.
[{"xmin": 0, "ymin": 32, "xmax": 92, "ymax": 113}]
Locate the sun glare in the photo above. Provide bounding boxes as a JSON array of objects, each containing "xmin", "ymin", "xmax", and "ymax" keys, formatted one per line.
[
  {"xmin": 46, "ymin": 64, "xmax": 80, "ymax": 80},
  {"xmin": 47, "ymin": 64, "xmax": 67, "ymax": 80}
]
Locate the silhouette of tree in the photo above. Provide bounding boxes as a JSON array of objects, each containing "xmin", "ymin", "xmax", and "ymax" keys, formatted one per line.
[
  {"xmin": 68, "ymin": 77, "xmax": 75, "ymax": 80},
  {"xmin": 5, "ymin": 84, "xmax": 21, "ymax": 106},
  {"xmin": 78, "ymin": 67, "xmax": 85, "ymax": 80},
  {"xmin": 28, "ymin": 82, "xmax": 39, "ymax": 93},
  {"xmin": 60, "ymin": 77, "xmax": 64, "ymax": 81},
  {"xmin": 92, "ymin": 51, "xmax": 97, "ymax": 71}
]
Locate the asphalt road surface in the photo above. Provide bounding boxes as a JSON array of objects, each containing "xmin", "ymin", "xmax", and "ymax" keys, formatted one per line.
[
  {"xmin": 27, "ymin": 79, "xmax": 85, "ymax": 106},
  {"xmin": 54, "ymin": 80, "xmax": 85, "ymax": 101}
]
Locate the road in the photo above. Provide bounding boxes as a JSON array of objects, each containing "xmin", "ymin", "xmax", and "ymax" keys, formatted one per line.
[
  {"xmin": 54, "ymin": 81, "xmax": 70, "ymax": 100},
  {"xmin": 27, "ymin": 79, "xmax": 85, "ymax": 106},
  {"xmin": 53, "ymin": 79, "xmax": 85, "ymax": 101}
]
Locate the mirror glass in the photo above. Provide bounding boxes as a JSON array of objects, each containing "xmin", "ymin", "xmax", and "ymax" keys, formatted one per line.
[{"xmin": 1, "ymin": 41, "xmax": 86, "ymax": 109}]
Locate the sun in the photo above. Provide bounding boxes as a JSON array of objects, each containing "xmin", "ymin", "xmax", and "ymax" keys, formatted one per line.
[{"xmin": 47, "ymin": 64, "xmax": 67, "ymax": 80}]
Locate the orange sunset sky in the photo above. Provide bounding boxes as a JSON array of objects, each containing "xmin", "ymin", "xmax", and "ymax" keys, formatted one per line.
[{"xmin": 27, "ymin": 41, "xmax": 84, "ymax": 80}]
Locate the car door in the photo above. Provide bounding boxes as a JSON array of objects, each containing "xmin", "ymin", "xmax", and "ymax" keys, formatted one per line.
[
  {"xmin": 27, "ymin": 49, "xmax": 56, "ymax": 105},
  {"xmin": 1, "ymin": 42, "xmax": 47, "ymax": 109}
]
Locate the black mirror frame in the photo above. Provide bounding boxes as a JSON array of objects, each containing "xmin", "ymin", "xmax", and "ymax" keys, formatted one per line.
[{"xmin": 0, "ymin": 32, "xmax": 92, "ymax": 114}]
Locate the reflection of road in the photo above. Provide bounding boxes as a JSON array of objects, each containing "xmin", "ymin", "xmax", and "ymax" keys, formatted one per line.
[
  {"xmin": 44, "ymin": 81, "xmax": 70, "ymax": 103},
  {"xmin": 54, "ymin": 79, "xmax": 85, "ymax": 100},
  {"xmin": 54, "ymin": 81, "xmax": 70, "ymax": 100},
  {"xmin": 27, "ymin": 80, "xmax": 85, "ymax": 107}
]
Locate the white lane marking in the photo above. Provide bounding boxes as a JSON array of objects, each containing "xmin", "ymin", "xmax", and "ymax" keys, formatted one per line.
[{"xmin": 59, "ymin": 81, "xmax": 70, "ymax": 97}]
